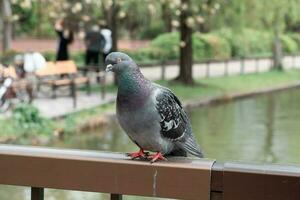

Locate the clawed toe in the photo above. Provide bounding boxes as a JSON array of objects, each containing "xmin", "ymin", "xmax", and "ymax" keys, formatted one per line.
[
  {"xmin": 148, "ymin": 152, "xmax": 167, "ymax": 163},
  {"xmin": 126, "ymin": 149, "xmax": 149, "ymax": 160},
  {"xmin": 126, "ymin": 150, "xmax": 167, "ymax": 163}
]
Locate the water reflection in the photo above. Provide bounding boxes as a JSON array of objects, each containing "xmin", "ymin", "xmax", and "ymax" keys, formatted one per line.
[
  {"xmin": 1, "ymin": 88, "xmax": 300, "ymax": 199},
  {"xmin": 263, "ymin": 94, "xmax": 277, "ymax": 163}
]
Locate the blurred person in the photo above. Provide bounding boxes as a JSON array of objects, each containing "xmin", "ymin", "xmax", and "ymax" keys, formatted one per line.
[
  {"xmin": 55, "ymin": 19, "xmax": 74, "ymax": 61},
  {"xmin": 84, "ymin": 25, "xmax": 105, "ymax": 66},
  {"xmin": 100, "ymin": 27, "xmax": 112, "ymax": 63}
]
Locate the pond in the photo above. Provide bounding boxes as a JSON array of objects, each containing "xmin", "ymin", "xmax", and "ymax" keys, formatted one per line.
[{"xmin": 1, "ymin": 88, "xmax": 300, "ymax": 199}]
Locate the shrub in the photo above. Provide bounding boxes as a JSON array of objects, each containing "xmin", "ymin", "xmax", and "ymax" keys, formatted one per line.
[
  {"xmin": 193, "ymin": 33, "xmax": 231, "ymax": 60},
  {"xmin": 125, "ymin": 47, "xmax": 167, "ymax": 64},
  {"xmin": 215, "ymin": 28, "xmax": 273, "ymax": 57},
  {"xmin": 0, "ymin": 50, "xmax": 19, "ymax": 65},
  {"xmin": 150, "ymin": 32, "xmax": 180, "ymax": 60},
  {"xmin": 139, "ymin": 21, "xmax": 166, "ymax": 39},
  {"xmin": 288, "ymin": 33, "xmax": 300, "ymax": 50},
  {"xmin": 71, "ymin": 51, "xmax": 86, "ymax": 66},
  {"xmin": 149, "ymin": 32, "xmax": 231, "ymax": 62},
  {"xmin": 43, "ymin": 51, "xmax": 56, "ymax": 61},
  {"xmin": 43, "ymin": 51, "xmax": 86, "ymax": 66},
  {"xmin": 280, "ymin": 35, "xmax": 298, "ymax": 53},
  {"xmin": 12, "ymin": 104, "xmax": 53, "ymax": 135}
]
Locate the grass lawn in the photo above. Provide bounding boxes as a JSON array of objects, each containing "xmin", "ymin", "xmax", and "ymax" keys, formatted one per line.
[
  {"xmin": 160, "ymin": 69, "xmax": 300, "ymax": 100},
  {"xmin": 1, "ymin": 69, "xmax": 300, "ymax": 138}
]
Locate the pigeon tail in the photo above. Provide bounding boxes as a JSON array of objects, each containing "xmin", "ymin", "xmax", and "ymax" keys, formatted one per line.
[{"xmin": 181, "ymin": 136, "xmax": 204, "ymax": 158}]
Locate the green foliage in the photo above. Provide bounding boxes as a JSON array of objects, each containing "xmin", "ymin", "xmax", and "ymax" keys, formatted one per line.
[
  {"xmin": 139, "ymin": 32, "xmax": 231, "ymax": 62},
  {"xmin": 12, "ymin": 104, "xmax": 53, "ymax": 135},
  {"xmin": 150, "ymin": 32, "xmax": 180, "ymax": 60},
  {"xmin": 71, "ymin": 51, "xmax": 86, "ymax": 66},
  {"xmin": 288, "ymin": 33, "xmax": 300, "ymax": 48},
  {"xmin": 12, "ymin": 2, "xmax": 38, "ymax": 35},
  {"xmin": 280, "ymin": 35, "xmax": 298, "ymax": 53},
  {"xmin": 125, "ymin": 47, "xmax": 167, "ymax": 64},
  {"xmin": 43, "ymin": 51, "xmax": 56, "ymax": 61},
  {"xmin": 215, "ymin": 28, "xmax": 273, "ymax": 57},
  {"xmin": 193, "ymin": 33, "xmax": 231, "ymax": 60},
  {"xmin": 43, "ymin": 51, "xmax": 85, "ymax": 66},
  {"xmin": 138, "ymin": 21, "xmax": 166, "ymax": 39},
  {"xmin": 0, "ymin": 50, "xmax": 19, "ymax": 65}
]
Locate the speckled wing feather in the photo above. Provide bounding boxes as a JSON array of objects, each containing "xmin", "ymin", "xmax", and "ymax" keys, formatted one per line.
[
  {"xmin": 155, "ymin": 85, "xmax": 203, "ymax": 158},
  {"xmin": 155, "ymin": 87, "xmax": 189, "ymax": 141}
]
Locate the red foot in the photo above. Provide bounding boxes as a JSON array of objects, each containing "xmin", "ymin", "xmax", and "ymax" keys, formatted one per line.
[
  {"xmin": 148, "ymin": 152, "xmax": 167, "ymax": 163},
  {"xmin": 126, "ymin": 149, "xmax": 148, "ymax": 160}
]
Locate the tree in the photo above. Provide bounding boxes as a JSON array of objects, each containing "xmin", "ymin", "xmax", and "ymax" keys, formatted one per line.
[
  {"xmin": 161, "ymin": 0, "xmax": 173, "ymax": 32},
  {"xmin": 177, "ymin": 0, "xmax": 193, "ymax": 84},
  {"xmin": 109, "ymin": 0, "xmax": 120, "ymax": 52},
  {"xmin": 258, "ymin": 0, "xmax": 300, "ymax": 70},
  {"xmin": 1, "ymin": 0, "xmax": 12, "ymax": 52},
  {"xmin": 168, "ymin": 0, "xmax": 221, "ymax": 85}
]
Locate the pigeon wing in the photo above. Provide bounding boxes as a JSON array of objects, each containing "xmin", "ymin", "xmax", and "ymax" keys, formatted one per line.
[
  {"xmin": 154, "ymin": 86, "xmax": 203, "ymax": 158},
  {"xmin": 155, "ymin": 87, "xmax": 188, "ymax": 141}
]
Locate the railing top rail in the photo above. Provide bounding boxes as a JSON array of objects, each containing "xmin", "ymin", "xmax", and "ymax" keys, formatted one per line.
[
  {"xmin": 0, "ymin": 145, "xmax": 214, "ymax": 200},
  {"xmin": 1, "ymin": 144, "xmax": 300, "ymax": 200}
]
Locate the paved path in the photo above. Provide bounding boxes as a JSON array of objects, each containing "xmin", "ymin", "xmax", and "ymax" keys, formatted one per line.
[{"xmin": 33, "ymin": 92, "xmax": 115, "ymax": 118}]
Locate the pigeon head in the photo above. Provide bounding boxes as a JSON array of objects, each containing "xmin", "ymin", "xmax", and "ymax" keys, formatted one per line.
[{"xmin": 105, "ymin": 52, "xmax": 135, "ymax": 73}]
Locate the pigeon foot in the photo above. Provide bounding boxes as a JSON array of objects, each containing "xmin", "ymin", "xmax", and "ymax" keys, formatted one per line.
[
  {"xmin": 148, "ymin": 152, "xmax": 167, "ymax": 163},
  {"xmin": 126, "ymin": 149, "xmax": 149, "ymax": 160}
]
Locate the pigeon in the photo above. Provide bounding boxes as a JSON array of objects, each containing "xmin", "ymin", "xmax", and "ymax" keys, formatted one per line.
[{"xmin": 105, "ymin": 52, "xmax": 203, "ymax": 163}]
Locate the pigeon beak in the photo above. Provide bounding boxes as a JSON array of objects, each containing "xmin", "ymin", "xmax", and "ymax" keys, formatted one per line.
[{"xmin": 105, "ymin": 64, "xmax": 113, "ymax": 72}]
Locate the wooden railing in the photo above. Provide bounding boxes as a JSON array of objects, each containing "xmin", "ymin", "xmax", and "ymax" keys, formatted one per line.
[{"xmin": 0, "ymin": 145, "xmax": 299, "ymax": 200}]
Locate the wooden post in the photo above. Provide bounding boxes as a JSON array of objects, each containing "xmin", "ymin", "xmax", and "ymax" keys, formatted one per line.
[
  {"xmin": 240, "ymin": 57, "xmax": 245, "ymax": 75},
  {"xmin": 31, "ymin": 187, "xmax": 44, "ymax": 200},
  {"xmin": 255, "ymin": 57, "xmax": 260, "ymax": 73},
  {"xmin": 111, "ymin": 194, "xmax": 122, "ymax": 200},
  {"xmin": 292, "ymin": 54, "xmax": 296, "ymax": 69},
  {"xmin": 224, "ymin": 59, "xmax": 229, "ymax": 76},
  {"xmin": 71, "ymin": 81, "xmax": 76, "ymax": 108},
  {"xmin": 161, "ymin": 60, "xmax": 166, "ymax": 80},
  {"xmin": 100, "ymin": 72, "xmax": 106, "ymax": 100},
  {"xmin": 206, "ymin": 61, "xmax": 210, "ymax": 78}
]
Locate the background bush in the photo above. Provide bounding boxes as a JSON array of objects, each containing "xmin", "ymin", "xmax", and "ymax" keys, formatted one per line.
[
  {"xmin": 193, "ymin": 33, "xmax": 231, "ymax": 60},
  {"xmin": 12, "ymin": 104, "xmax": 54, "ymax": 136},
  {"xmin": 214, "ymin": 28, "xmax": 273, "ymax": 57},
  {"xmin": 288, "ymin": 33, "xmax": 300, "ymax": 49},
  {"xmin": 139, "ymin": 31, "xmax": 231, "ymax": 62},
  {"xmin": 150, "ymin": 32, "xmax": 180, "ymax": 61},
  {"xmin": 280, "ymin": 35, "xmax": 298, "ymax": 53}
]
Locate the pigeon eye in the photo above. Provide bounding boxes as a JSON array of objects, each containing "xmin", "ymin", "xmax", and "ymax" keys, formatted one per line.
[{"xmin": 117, "ymin": 58, "xmax": 122, "ymax": 63}]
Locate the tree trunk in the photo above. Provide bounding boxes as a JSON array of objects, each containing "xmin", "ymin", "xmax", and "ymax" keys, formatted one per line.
[
  {"xmin": 176, "ymin": 0, "xmax": 194, "ymax": 85},
  {"xmin": 1, "ymin": 0, "xmax": 12, "ymax": 52},
  {"xmin": 161, "ymin": 2, "xmax": 172, "ymax": 32},
  {"xmin": 106, "ymin": 0, "xmax": 119, "ymax": 85},
  {"xmin": 272, "ymin": 24, "xmax": 283, "ymax": 71},
  {"xmin": 110, "ymin": 0, "xmax": 119, "ymax": 52},
  {"xmin": 35, "ymin": 0, "xmax": 42, "ymax": 37}
]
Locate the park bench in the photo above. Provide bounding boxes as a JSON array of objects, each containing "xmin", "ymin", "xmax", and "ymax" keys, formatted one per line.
[{"xmin": 35, "ymin": 60, "xmax": 91, "ymax": 108}]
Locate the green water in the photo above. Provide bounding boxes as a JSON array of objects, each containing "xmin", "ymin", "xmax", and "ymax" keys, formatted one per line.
[{"xmin": 1, "ymin": 88, "xmax": 300, "ymax": 199}]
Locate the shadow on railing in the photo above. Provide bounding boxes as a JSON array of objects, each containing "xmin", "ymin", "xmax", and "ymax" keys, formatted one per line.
[{"xmin": 0, "ymin": 145, "xmax": 299, "ymax": 200}]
